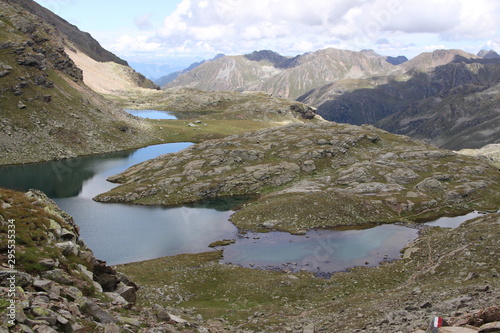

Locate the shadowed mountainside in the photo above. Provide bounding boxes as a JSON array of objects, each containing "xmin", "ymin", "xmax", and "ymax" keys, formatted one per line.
[{"xmin": 299, "ymin": 52, "xmax": 500, "ymax": 149}]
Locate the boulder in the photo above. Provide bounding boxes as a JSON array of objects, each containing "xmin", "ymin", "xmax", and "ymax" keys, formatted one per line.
[
  {"xmin": 33, "ymin": 279, "xmax": 53, "ymax": 292},
  {"xmin": 479, "ymin": 322, "xmax": 500, "ymax": 333},
  {"xmin": 115, "ymin": 285, "xmax": 137, "ymax": 304},
  {"xmin": 82, "ymin": 300, "xmax": 117, "ymax": 324}
]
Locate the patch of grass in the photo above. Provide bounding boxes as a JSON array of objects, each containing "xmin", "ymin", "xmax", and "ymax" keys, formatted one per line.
[{"xmin": 118, "ymin": 213, "xmax": 500, "ymax": 331}]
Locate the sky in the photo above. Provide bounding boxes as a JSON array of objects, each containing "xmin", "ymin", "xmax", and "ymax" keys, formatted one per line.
[{"xmin": 33, "ymin": 0, "xmax": 500, "ymax": 68}]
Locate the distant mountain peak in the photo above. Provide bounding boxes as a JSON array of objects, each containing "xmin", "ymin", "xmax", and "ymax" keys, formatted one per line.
[
  {"xmin": 478, "ymin": 49, "xmax": 500, "ymax": 59},
  {"xmin": 359, "ymin": 49, "xmax": 381, "ymax": 57},
  {"xmin": 385, "ymin": 55, "xmax": 408, "ymax": 65},
  {"xmin": 244, "ymin": 50, "xmax": 292, "ymax": 68}
]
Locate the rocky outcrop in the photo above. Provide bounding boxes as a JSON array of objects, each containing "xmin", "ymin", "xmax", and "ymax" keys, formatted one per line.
[
  {"xmin": 127, "ymin": 88, "xmax": 318, "ymax": 120},
  {"xmin": 7, "ymin": 0, "xmax": 128, "ymax": 66},
  {"xmin": 0, "ymin": 189, "xmax": 137, "ymax": 330},
  {"xmin": 458, "ymin": 144, "xmax": 500, "ymax": 167},
  {"xmin": 94, "ymin": 122, "xmax": 500, "ymax": 233},
  {"xmin": 0, "ymin": 188, "xmax": 206, "ymax": 332}
]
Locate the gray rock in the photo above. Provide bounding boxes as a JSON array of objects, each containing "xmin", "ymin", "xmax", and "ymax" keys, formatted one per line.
[
  {"xmin": 33, "ymin": 325, "xmax": 58, "ymax": 333},
  {"xmin": 96, "ymin": 273, "xmax": 118, "ymax": 292},
  {"xmin": 118, "ymin": 316, "xmax": 141, "ymax": 327},
  {"xmin": 262, "ymin": 220, "xmax": 278, "ymax": 228},
  {"xmin": 438, "ymin": 328, "xmax": 479, "ymax": 332},
  {"xmin": 152, "ymin": 304, "xmax": 171, "ymax": 322},
  {"xmin": 385, "ymin": 168, "xmax": 420, "ymax": 184},
  {"xmin": 105, "ymin": 323, "xmax": 122, "ymax": 333},
  {"xmin": 18, "ymin": 324, "xmax": 33, "ymax": 333},
  {"xmin": 115, "ymin": 284, "xmax": 136, "ymax": 303},
  {"xmin": 38, "ymin": 259, "xmax": 59, "ymax": 269},
  {"xmin": 33, "ymin": 279, "xmax": 54, "ymax": 292},
  {"xmin": 62, "ymin": 286, "xmax": 83, "ymax": 302},
  {"xmin": 479, "ymin": 321, "xmax": 500, "ymax": 332},
  {"xmin": 41, "ymin": 269, "xmax": 72, "ymax": 285},
  {"xmin": 416, "ymin": 178, "xmax": 444, "ymax": 192},
  {"xmin": 105, "ymin": 292, "xmax": 128, "ymax": 306},
  {"xmin": 83, "ymin": 300, "xmax": 117, "ymax": 324},
  {"xmin": 303, "ymin": 323, "xmax": 316, "ymax": 333},
  {"xmin": 0, "ymin": 271, "xmax": 33, "ymax": 288},
  {"xmin": 55, "ymin": 241, "xmax": 80, "ymax": 256}
]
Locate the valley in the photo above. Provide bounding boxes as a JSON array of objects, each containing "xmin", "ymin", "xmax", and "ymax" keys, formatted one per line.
[{"xmin": 0, "ymin": 0, "xmax": 499, "ymax": 332}]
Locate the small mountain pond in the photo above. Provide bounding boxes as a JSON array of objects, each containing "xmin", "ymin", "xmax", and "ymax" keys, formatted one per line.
[{"xmin": 0, "ymin": 110, "xmax": 485, "ymax": 272}]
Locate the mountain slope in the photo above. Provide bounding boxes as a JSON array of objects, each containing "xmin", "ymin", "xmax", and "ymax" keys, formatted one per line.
[
  {"xmin": 65, "ymin": 47, "xmax": 158, "ymax": 95},
  {"xmin": 164, "ymin": 48, "xmax": 396, "ymax": 99},
  {"xmin": 0, "ymin": 0, "xmax": 156, "ymax": 165},
  {"xmin": 7, "ymin": 0, "xmax": 127, "ymax": 65},
  {"xmin": 155, "ymin": 53, "xmax": 225, "ymax": 87},
  {"xmin": 298, "ymin": 50, "xmax": 500, "ymax": 149},
  {"xmin": 6, "ymin": 0, "xmax": 158, "ymax": 94}
]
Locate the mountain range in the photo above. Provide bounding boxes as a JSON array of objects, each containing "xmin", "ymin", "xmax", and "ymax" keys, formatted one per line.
[{"xmin": 164, "ymin": 48, "xmax": 500, "ymax": 149}]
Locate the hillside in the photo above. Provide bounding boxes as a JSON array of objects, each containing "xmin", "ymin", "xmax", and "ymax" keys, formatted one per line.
[
  {"xmin": 64, "ymin": 47, "xmax": 159, "ymax": 95},
  {"xmin": 7, "ymin": 0, "xmax": 127, "ymax": 65},
  {"xmin": 0, "ymin": 0, "xmax": 159, "ymax": 165},
  {"xmin": 0, "ymin": 188, "xmax": 213, "ymax": 331},
  {"xmin": 164, "ymin": 48, "xmax": 396, "ymax": 99},
  {"xmin": 95, "ymin": 121, "xmax": 500, "ymax": 233},
  {"xmin": 298, "ymin": 50, "xmax": 500, "ymax": 149},
  {"xmin": 8, "ymin": 0, "xmax": 158, "ymax": 95}
]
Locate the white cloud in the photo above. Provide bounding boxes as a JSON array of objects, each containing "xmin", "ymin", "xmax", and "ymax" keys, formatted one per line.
[
  {"xmin": 144, "ymin": 0, "xmax": 500, "ymax": 59},
  {"xmin": 134, "ymin": 13, "xmax": 154, "ymax": 31},
  {"xmin": 110, "ymin": 35, "xmax": 162, "ymax": 55}
]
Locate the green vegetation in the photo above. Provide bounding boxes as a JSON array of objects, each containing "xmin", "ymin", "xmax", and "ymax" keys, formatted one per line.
[
  {"xmin": 0, "ymin": 188, "xmax": 89, "ymax": 279},
  {"xmin": 118, "ymin": 212, "xmax": 500, "ymax": 331},
  {"xmin": 96, "ymin": 122, "xmax": 500, "ymax": 233}
]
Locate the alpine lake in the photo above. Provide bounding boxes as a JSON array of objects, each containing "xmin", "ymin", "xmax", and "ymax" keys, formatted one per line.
[{"xmin": 0, "ymin": 110, "xmax": 483, "ymax": 273}]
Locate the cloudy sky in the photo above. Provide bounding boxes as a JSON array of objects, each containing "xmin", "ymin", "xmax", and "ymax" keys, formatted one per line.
[{"xmin": 34, "ymin": 0, "xmax": 500, "ymax": 67}]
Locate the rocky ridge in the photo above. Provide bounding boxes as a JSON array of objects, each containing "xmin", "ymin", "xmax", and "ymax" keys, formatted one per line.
[
  {"xmin": 7, "ymin": 0, "xmax": 127, "ymax": 65},
  {"xmin": 94, "ymin": 122, "xmax": 500, "ymax": 233},
  {"xmin": 299, "ymin": 51, "xmax": 500, "ymax": 149},
  {"xmin": 127, "ymin": 88, "xmax": 318, "ymax": 121},
  {"xmin": 0, "ymin": 0, "xmax": 160, "ymax": 165},
  {"xmin": 164, "ymin": 48, "xmax": 396, "ymax": 99}
]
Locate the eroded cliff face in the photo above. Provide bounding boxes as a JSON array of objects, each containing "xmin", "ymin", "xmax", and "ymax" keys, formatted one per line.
[{"xmin": 94, "ymin": 122, "xmax": 500, "ymax": 233}]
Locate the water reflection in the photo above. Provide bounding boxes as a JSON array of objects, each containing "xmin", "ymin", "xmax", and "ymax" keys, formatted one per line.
[
  {"xmin": 0, "ymin": 150, "xmax": 133, "ymax": 197},
  {"xmin": 425, "ymin": 211, "xmax": 484, "ymax": 228},
  {"xmin": 221, "ymin": 224, "xmax": 418, "ymax": 273},
  {"xmin": 0, "ymin": 142, "xmax": 242, "ymax": 265}
]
